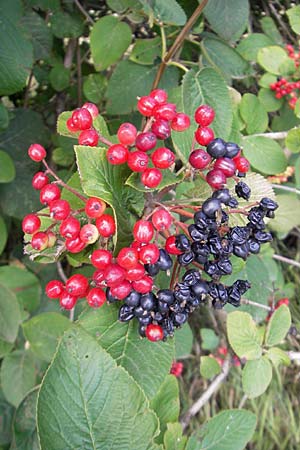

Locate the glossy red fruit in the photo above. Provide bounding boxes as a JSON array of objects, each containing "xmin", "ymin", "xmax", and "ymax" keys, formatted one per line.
[
  {"xmin": 60, "ymin": 292, "xmax": 77, "ymax": 310},
  {"xmin": 117, "ymin": 247, "xmax": 139, "ymax": 270},
  {"xmin": 139, "ymin": 243, "xmax": 160, "ymax": 264},
  {"xmin": 49, "ymin": 199, "xmax": 71, "ymax": 221},
  {"xmin": 71, "ymin": 108, "xmax": 93, "ymax": 130},
  {"xmin": 82, "ymin": 102, "xmax": 99, "ymax": 118},
  {"xmin": 133, "ymin": 220, "xmax": 154, "ymax": 243},
  {"xmin": 107, "ymin": 144, "xmax": 129, "ymax": 165},
  {"xmin": 59, "ymin": 217, "xmax": 81, "ymax": 239},
  {"xmin": 117, "ymin": 122, "xmax": 137, "ymax": 145},
  {"xmin": 127, "ymin": 151, "xmax": 149, "ymax": 172},
  {"xmin": 145, "ymin": 324, "xmax": 164, "ymax": 341},
  {"xmin": 152, "ymin": 208, "xmax": 172, "ymax": 230},
  {"xmin": 194, "ymin": 105, "xmax": 215, "ymax": 126},
  {"xmin": 149, "ymin": 89, "xmax": 168, "ymax": 104},
  {"xmin": 91, "ymin": 249, "xmax": 112, "ymax": 270},
  {"xmin": 31, "ymin": 232, "xmax": 49, "ymax": 250},
  {"xmin": 66, "ymin": 274, "xmax": 89, "ymax": 297},
  {"xmin": 171, "ymin": 113, "xmax": 191, "ymax": 131},
  {"xmin": 80, "ymin": 224, "xmax": 99, "ymax": 244},
  {"xmin": 135, "ymin": 132, "xmax": 157, "ymax": 152},
  {"xmin": 85, "ymin": 197, "xmax": 106, "ymax": 218},
  {"xmin": 32, "ymin": 172, "xmax": 49, "ymax": 190},
  {"xmin": 104, "ymin": 263, "xmax": 126, "ymax": 287},
  {"xmin": 276, "ymin": 298, "xmax": 289, "ymax": 308},
  {"xmin": 206, "ymin": 169, "xmax": 226, "ymax": 190},
  {"xmin": 195, "ymin": 127, "xmax": 214, "ymax": 146},
  {"xmin": 214, "ymin": 157, "xmax": 236, "ymax": 178},
  {"xmin": 95, "ymin": 214, "xmax": 116, "ymax": 237},
  {"xmin": 137, "ymin": 96, "xmax": 157, "ymax": 116},
  {"xmin": 110, "ymin": 280, "xmax": 132, "ymax": 300},
  {"xmin": 132, "ymin": 275, "xmax": 153, "ymax": 294},
  {"xmin": 165, "ymin": 235, "xmax": 183, "ymax": 255},
  {"xmin": 141, "ymin": 168, "xmax": 162, "ymax": 188},
  {"xmin": 151, "ymin": 119, "xmax": 171, "ymax": 140},
  {"xmin": 78, "ymin": 129, "xmax": 99, "ymax": 147},
  {"xmin": 170, "ymin": 361, "xmax": 183, "ymax": 377},
  {"xmin": 65, "ymin": 236, "xmax": 86, "ymax": 253},
  {"xmin": 87, "ymin": 288, "xmax": 106, "ymax": 308},
  {"xmin": 40, "ymin": 184, "xmax": 61, "ymax": 205},
  {"xmin": 46, "ymin": 280, "xmax": 65, "ymax": 299},
  {"xmin": 28, "ymin": 143, "xmax": 46, "ymax": 162},
  {"xmin": 189, "ymin": 149, "xmax": 212, "ymax": 169},
  {"xmin": 126, "ymin": 263, "xmax": 145, "ymax": 281},
  {"xmin": 153, "ymin": 103, "xmax": 177, "ymax": 121},
  {"xmin": 92, "ymin": 269, "xmax": 106, "ymax": 286},
  {"xmin": 22, "ymin": 214, "xmax": 41, "ymax": 234},
  {"xmin": 233, "ymin": 156, "xmax": 250, "ymax": 173},
  {"xmin": 151, "ymin": 147, "xmax": 175, "ymax": 169},
  {"xmin": 66, "ymin": 117, "xmax": 79, "ymax": 133}
]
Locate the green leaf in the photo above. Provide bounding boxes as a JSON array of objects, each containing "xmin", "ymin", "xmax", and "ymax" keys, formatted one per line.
[
  {"xmin": 107, "ymin": 0, "xmax": 142, "ymax": 12},
  {"xmin": 175, "ymin": 323, "xmax": 193, "ymax": 359},
  {"xmin": 257, "ymin": 46, "xmax": 289, "ymax": 75},
  {"xmin": 227, "ymin": 311, "xmax": 262, "ymax": 360},
  {"xmin": 287, "ymin": 5, "xmax": 300, "ymax": 35},
  {"xmin": 90, "ymin": 16, "xmax": 132, "ymax": 71},
  {"xmin": 260, "ymin": 17, "xmax": 283, "ymax": 45},
  {"xmin": 242, "ymin": 357, "xmax": 272, "ymax": 398},
  {"xmin": 163, "ymin": 423, "xmax": 187, "ymax": 450},
  {"xmin": 265, "ymin": 305, "xmax": 291, "ymax": 346},
  {"xmin": 258, "ymin": 88, "xmax": 283, "ymax": 112},
  {"xmin": 75, "ymin": 145, "xmax": 143, "ymax": 250},
  {"xmin": 106, "ymin": 61, "xmax": 179, "ymax": 114},
  {"xmin": 37, "ymin": 326, "xmax": 160, "ymax": 450},
  {"xmin": 200, "ymin": 356, "xmax": 221, "ymax": 379},
  {"xmin": 22, "ymin": 312, "xmax": 73, "ymax": 362},
  {"xmin": 0, "ymin": 150, "xmax": 15, "ymax": 182},
  {"xmin": 83, "ymin": 73, "xmax": 107, "ymax": 103},
  {"xmin": 138, "ymin": 0, "xmax": 186, "ymax": 25},
  {"xmin": 0, "ymin": 339, "xmax": 13, "ymax": 358},
  {"xmin": 126, "ymin": 170, "xmax": 182, "ymax": 192},
  {"xmin": 240, "ymin": 94, "xmax": 268, "ymax": 134},
  {"xmin": 21, "ymin": 11, "xmax": 53, "ymax": 60},
  {"xmin": 197, "ymin": 409, "xmax": 257, "ymax": 450},
  {"xmin": 52, "ymin": 146, "xmax": 74, "ymax": 166},
  {"xmin": 259, "ymin": 73, "xmax": 277, "ymax": 89},
  {"xmin": 266, "ymin": 347, "xmax": 290, "ymax": 367},
  {"xmin": 202, "ymin": 38, "xmax": 252, "ymax": 80},
  {"xmin": 0, "ymin": 265, "xmax": 41, "ymax": 313},
  {"xmin": 130, "ymin": 37, "xmax": 161, "ymax": 65},
  {"xmin": 200, "ymin": 328, "xmax": 219, "ymax": 351},
  {"xmin": 203, "ymin": 0, "xmax": 249, "ymax": 42},
  {"xmin": 286, "ymin": 127, "xmax": 300, "ymax": 153},
  {"xmin": 49, "ymin": 64, "xmax": 70, "ymax": 92},
  {"xmin": 150, "ymin": 375, "xmax": 180, "ymax": 443},
  {"xmin": 268, "ymin": 194, "xmax": 300, "ymax": 234},
  {"xmin": 0, "ymin": 350, "xmax": 36, "ymax": 407},
  {"xmin": 0, "ymin": 283, "xmax": 21, "ymax": 343},
  {"xmin": 50, "ymin": 10, "xmax": 84, "ymax": 38},
  {"xmin": 79, "ymin": 303, "xmax": 174, "ymax": 399},
  {"xmin": 0, "ymin": 216, "xmax": 7, "ymax": 254},
  {"xmin": 0, "ymin": 0, "xmax": 23, "ymax": 22},
  {"xmin": 242, "ymin": 136, "xmax": 287, "ymax": 175},
  {"xmin": 0, "ymin": 13, "xmax": 33, "ymax": 95},
  {"xmin": 10, "ymin": 387, "xmax": 39, "ymax": 450},
  {"xmin": 236, "ymin": 33, "xmax": 273, "ymax": 61},
  {"xmin": 0, "ymin": 104, "xmax": 9, "ymax": 130}
]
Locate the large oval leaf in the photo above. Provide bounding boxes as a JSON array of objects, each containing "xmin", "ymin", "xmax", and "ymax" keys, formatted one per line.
[
  {"xmin": 265, "ymin": 305, "xmax": 291, "ymax": 346},
  {"xmin": 242, "ymin": 357, "xmax": 272, "ymax": 398},
  {"xmin": 242, "ymin": 136, "xmax": 287, "ymax": 175},
  {"xmin": 10, "ymin": 387, "xmax": 39, "ymax": 450},
  {"xmin": 0, "ymin": 283, "xmax": 21, "ymax": 343},
  {"xmin": 227, "ymin": 311, "xmax": 262, "ymax": 360}
]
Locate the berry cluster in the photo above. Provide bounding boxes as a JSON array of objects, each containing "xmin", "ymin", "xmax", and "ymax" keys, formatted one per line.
[
  {"xmin": 270, "ymin": 77, "xmax": 300, "ymax": 109},
  {"xmin": 286, "ymin": 44, "xmax": 300, "ymax": 68}
]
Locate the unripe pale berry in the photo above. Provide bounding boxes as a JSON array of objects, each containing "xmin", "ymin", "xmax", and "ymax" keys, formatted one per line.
[
  {"xmin": 80, "ymin": 224, "xmax": 99, "ymax": 244},
  {"xmin": 31, "ymin": 232, "xmax": 49, "ymax": 250}
]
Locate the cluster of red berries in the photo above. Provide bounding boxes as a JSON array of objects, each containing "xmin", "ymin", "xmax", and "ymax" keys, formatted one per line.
[
  {"xmin": 266, "ymin": 297, "xmax": 289, "ymax": 322},
  {"xmin": 170, "ymin": 361, "xmax": 184, "ymax": 377},
  {"xmin": 270, "ymin": 77, "xmax": 300, "ymax": 109},
  {"xmin": 286, "ymin": 44, "xmax": 300, "ymax": 68},
  {"xmin": 211, "ymin": 346, "xmax": 241, "ymax": 368},
  {"xmin": 66, "ymin": 102, "xmax": 100, "ymax": 146}
]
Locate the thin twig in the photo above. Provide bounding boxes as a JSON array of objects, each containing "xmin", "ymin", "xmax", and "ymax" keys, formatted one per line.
[
  {"xmin": 57, "ymin": 261, "xmax": 68, "ymax": 283},
  {"xmin": 74, "ymin": 0, "xmax": 94, "ymax": 24},
  {"xmin": 181, "ymin": 359, "xmax": 231, "ymax": 431},
  {"xmin": 238, "ymin": 394, "xmax": 248, "ymax": 409},
  {"xmin": 273, "ymin": 254, "xmax": 300, "ymax": 269},
  {"xmin": 241, "ymin": 298, "xmax": 272, "ymax": 311},
  {"xmin": 251, "ymin": 131, "xmax": 288, "ymax": 139},
  {"xmin": 272, "ymin": 184, "xmax": 300, "ymax": 196}
]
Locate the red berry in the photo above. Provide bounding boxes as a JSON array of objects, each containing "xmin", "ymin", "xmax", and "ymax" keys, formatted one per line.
[
  {"xmin": 189, "ymin": 149, "xmax": 212, "ymax": 170},
  {"xmin": 82, "ymin": 102, "xmax": 99, "ymax": 119},
  {"xmin": 133, "ymin": 220, "xmax": 154, "ymax": 243},
  {"xmin": 132, "ymin": 275, "xmax": 153, "ymax": 294},
  {"xmin": 107, "ymin": 144, "xmax": 129, "ymax": 165},
  {"xmin": 95, "ymin": 214, "xmax": 116, "ymax": 237},
  {"xmin": 110, "ymin": 280, "xmax": 132, "ymax": 300},
  {"xmin": 195, "ymin": 127, "xmax": 215, "ymax": 146},
  {"xmin": 71, "ymin": 108, "xmax": 93, "ymax": 130},
  {"xmin": 66, "ymin": 274, "xmax": 89, "ymax": 297},
  {"xmin": 139, "ymin": 243, "xmax": 160, "ymax": 264},
  {"xmin": 194, "ymin": 105, "xmax": 215, "ymax": 126},
  {"xmin": 153, "ymin": 103, "xmax": 176, "ymax": 121},
  {"xmin": 117, "ymin": 123, "xmax": 137, "ymax": 145},
  {"xmin": 91, "ymin": 249, "xmax": 112, "ymax": 270},
  {"xmin": 151, "ymin": 119, "xmax": 171, "ymax": 140},
  {"xmin": 60, "ymin": 292, "xmax": 77, "ymax": 310},
  {"xmin": 66, "ymin": 118, "xmax": 79, "ymax": 133},
  {"xmin": 80, "ymin": 224, "xmax": 99, "ymax": 244},
  {"xmin": 127, "ymin": 151, "xmax": 149, "ymax": 172},
  {"xmin": 40, "ymin": 184, "xmax": 61, "ymax": 205},
  {"xmin": 149, "ymin": 89, "xmax": 168, "ymax": 104},
  {"xmin": 276, "ymin": 298, "xmax": 289, "ymax": 308},
  {"xmin": 49, "ymin": 199, "xmax": 71, "ymax": 221},
  {"xmin": 85, "ymin": 197, "xmax": 106, "ymax": 219},
  {"xmin": 31, "ymin": 232, "xmax": 49, "ymax": 250},
  {"xmin": 78, "ymin": 129, "xmax": 99, "ymax": 147},
  {"xmin": 206, "ymin": 169, "xmax": 226, "ymax": 190},
  {"xmin": 152, "ymin": 208, "xmax": 172, "ymax": 231},
  {"xmin": 117, "ymin": 247, "xmax": 139, "ymax": 270},
  {"xmin": 145, "ymin": 324, "xmax": 164, "ymax": 342},
  {"xmin": 171, "ymin": 113, "xmax": 191, "ymax": 131},
  {"xmin": 65, "ymin": 236, "xmax": 86, "ymax": 253},
  {"xmin": 59, "ymin": 217, "xmax": 81, "ymax": 239},
  {"xmin": 104, "ymin": 263, "xmax": 126, "ymax": 287},
  {"xmin": 137, "ymin": 96, "xmax": 157, "ymax": 116},
  {"xmin": 87, "ymin": 288, "xmax": 106, "ymax": 308},
  {"xmin": 141, "ymin": 168, "xmax": 162, "ymax": 188},
  {"xmin": 233, "ymin": 156, "xmax": 250, "ymax": 173},
  {"xmin": 151, "ymin": 147, "xmax": 175, "ymax": 169},
  {"xmin": 135, "ymin": 132, "xmax": 157, "ymax": 152},
  {"xmin": 217, "ymin": 346, "xmax": 228, "ymax": 356},
  {"xmin": 32, "ymin": 172, "xmax": 49, "ymax": 190},
  {"xmin": 126, "ymin": 263, "xmax": 145, "ymax": 281},
  {"xmin": 214, "ymin": 157, "xmax": 236, "ymax": 178},
  {"xmin": 22, "ymin": 214, "xmax": 41, "ymax": 234},
  {"xmin": 28, "ymin": 143, "xmax": 46, "ymax": 162},
  {"xmin": 170, "ymin": 361, "xmax": 183, "ymax": 377},
  {"xmin": 92, "ymin": 269, "xmax": 106, "ymax": 286},
  {"xmin": 46, "ymin": 280, "xmax": 65, "ymax": 299},
  {"xmin": 165, "ymin": 235, "xmax": 183, "ymax": 255}
]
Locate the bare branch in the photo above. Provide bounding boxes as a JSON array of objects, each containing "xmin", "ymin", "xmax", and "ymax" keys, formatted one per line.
[{"xmin": 273, "ymin": 254, "xmax": 300, "ymax": 269}]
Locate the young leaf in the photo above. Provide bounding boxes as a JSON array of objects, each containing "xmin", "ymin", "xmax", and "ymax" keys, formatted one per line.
[
  {"xmin": 227, "ymin": 311, "xmax": 262, "ymax": 360},
  {"xmin": 0, "ymin": 283, "xmax": 21, "ymax": 343},
  {"xmin": 130, "ymin": 37, "xmax": 161, "ymax": 65},
  {"xmin": 240, "ymin": 93, "xmax": 268, "ymax": 134},
  {"xmin": 287, "ymin": 5, "xmax": 300, "ymax": 35},
  {"xmin": 242, "ymin": 357, "xmax": 272, "ymax": 398},
  {"xmin": 242, "ymin": 136, "xmax": 287, "ymax": 175},
  {"xmin": 266, "ymin": 347, "xmax": 290, "ymax": 367},
  {"xmin": 257, "ymin": 46, "xmax": 289, "ymax": 75},
  {"xmin": 258, "ymin": 88, "xmax": 283, "ymax": 112},
  {"xmin": 237, "ymin": 33, "xmax": 273, "ymax": 61},
  {"xmin": 265, "ymin": 305, "xmax": 291, "ymax": 347},
  {"xmin": 200, "ymin": 356, "xmax": 221, "ymax": 379},
  {"xmin": 163, "ymin": 423, "xmax": 187, "ymax": 450}
]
